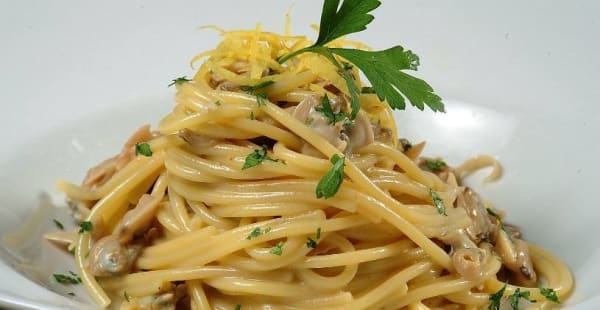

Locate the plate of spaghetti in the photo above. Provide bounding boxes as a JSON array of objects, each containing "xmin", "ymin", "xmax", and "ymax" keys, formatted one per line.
[{"xmin": 0, "ymin": 1, "xmax": 598, "ymax": 309}]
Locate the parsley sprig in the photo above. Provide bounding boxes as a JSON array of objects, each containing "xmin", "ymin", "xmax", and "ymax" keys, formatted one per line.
[
  {"xmin": 279, "ymin": 0, "xmax": 444, "ymax": 119},
  {"xmin": 242, "ymin": 145, "xmax": 279, "ymax": 170}
]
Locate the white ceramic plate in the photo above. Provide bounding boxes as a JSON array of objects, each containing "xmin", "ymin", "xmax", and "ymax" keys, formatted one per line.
[{"xmin": 1, "ymin": 1, "xmax": 598, "ymax": 309}]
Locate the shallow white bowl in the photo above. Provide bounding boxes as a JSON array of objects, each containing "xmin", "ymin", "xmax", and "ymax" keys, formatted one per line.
[{"xmin": 0, "ymin": 1, "xmax": 598, "ymax": 309}]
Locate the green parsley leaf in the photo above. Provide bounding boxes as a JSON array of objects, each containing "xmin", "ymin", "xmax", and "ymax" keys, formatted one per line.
[
  {"xmin": 509, "ymin": 288, "xmax": 536, "ymax": 310},
  {"xmin": 539, "ymin": 286, "xmax": 560, "ymax": 303},
  {"xmin": 430, "ymin": 189, "xmax": 446, "ymax": 216},
  {"xmin": 270, "ymin": 242, "xmax": 284, "ymax": 255},
  {"xmin": 53, "ymin": 219, "xmax": 64, "ymax": 230},
  {"xmin": 246, "ymin": 227, "xmax": 271, "ymax": 240},
  {"xmin": 315, "ymin": 0, "xmax": 380, "ymax": 46},
  {"xmin": 316, "ymin": 154, "xmax": 345, "ymax": 199},
  {"xmin": 425, "ymin": 159, "xmax": 446, "ymax": 171},
  {"xmin": 135, "ymin": 142, "xmax": 153, "ymax": 157},
  {"xmin": 306, "ymin": 237, "xmax": 318, "ymax": 249},
  {"xmin": 242, "ymin": 145, "xmax": 278, "ymax": 170},
  {"xmin": 315, "ymin": 94, "xmax": 348, "ymax": 124},
  {"xmin": 79, "ymin": 221, "xmax": 93, "ymax": 233},
  {"xmin": 279, "ymin": 0, "xmax": 444, "ymax": 119},
  {"xmin": 488, "ymin": 283, "xmax": 507, "ymax": 310},
  {"xmin": 249, "ymin": 111, "xmax": 255, "ymax": 120},
  {"xmin": 168, "ymin": 76, "xmax": 191, "ymax": 87},
  {"xmin": 53, "ymin": 272, "xmax": 82, "ymax": 285},
  {"xmin": 486, "ymin": 208, "xmax": 505, "ymax": 230},
  {"xmin": 234, "ymin": 305, "xmax": 242, "ymax": 310},
  {"xmin": 241, "ymin": 80, "xmax": 274, "ymax": 106},
  {"xmin": 331, "ymin": 47, "xmax": 444, "ymax": 112},
  {"xmin": 246, "ymin": 227, "xmax": 262, "ymax": 240},
  {"xmin": 307, "ymin": 227, "xmax": 322, "ymax": 248},
  {"xmin": 361, "ymin": 86, "xmax": 376, "ymax": 94},
  {"xmin": 124, "ymin": 291, "xmax": 130, "ymax": 302},
  {"xmin": 280, "ymin": 0, "xmax": 381, "ymax": 63}
]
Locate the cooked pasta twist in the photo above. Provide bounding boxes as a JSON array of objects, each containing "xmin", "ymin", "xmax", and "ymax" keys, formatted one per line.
[{"xmin": 55, "ymin": 24, "xmax": 573, "ymax": 310}]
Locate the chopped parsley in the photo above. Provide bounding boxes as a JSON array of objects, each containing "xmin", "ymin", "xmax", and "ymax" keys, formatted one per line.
[
  {"xmin": 509, "ymin": 288, "xmax": 536, "ymax": 309},
  {"xmin": 124, "ymin": 291, "xmax": 130, "ymax": 302},
  {"xmin": 242, "ymin": 145, "xmax": 278, "ymax": 170},
  {"xmin": 234, "ymin": 305, "xmax": 242, "ymax": 310},
  {"xmin": 488, "ymin": 283, "xmax": 507, "ymax": 310},
  {"xmin": 241, "ymin": 80, "xmax": 274, "ymax": 106},
  {"xmin": 539, "ymin": 286, "xmax": 560, "ymax": 303},
  {"xmin": 306, "ymin": 237, "xmax": 318, "ymax": 249},
  {"xmin": 270, "ymin": 242, "xmax": 284, "ymax": 255},
  {"xmin": 79, "ymin": 221, "xmax": 93, "ymax": 233},
  {"xmin": 135, "ymin": 142, "xmax": 153, "ymax": 157},
  {"xmin": 315, "ymin": 94, "xmax": 348, "ymax": 124},
  {"xmin": 246, "ymin": 227, "xmax": 271, "ymax": 240},
  {"xmin": 430, "ymin": 189, "xmax": 446, "ymax": 216},
  {"xmin": 67, "ymin": 292, "xmax": 76, "ymax": 296},
  {"xmin": 249, "ymin": 111, "xmax": 255, "ymax": 120},
  {"xmin": 53, "ymin": 271, "xmax": 82, "ymax": 285},
  {"xmin": 425, "ymin": 159, "xmax": 446, "ymax": 171},
  {"xmin": 307, "ymin": 227, "xmax": 322, "ymax": 248},
  {"xmin": 168, "ymin": 76, "xmax": 191, "ymax": 87},
  {"xmin": 53, "ymin": 219, "xmax": 64, "ymax": 230},
  {"xmin": 315, "ymin": 154, "xmax": 345, "ymax": 199},
  {"xmin": 246, "ymin": 227, "xmax": 262, "ymax": 240},
  {"xmin": 279, "ymin": 0, "xmax": 444, "ymax": 119}
]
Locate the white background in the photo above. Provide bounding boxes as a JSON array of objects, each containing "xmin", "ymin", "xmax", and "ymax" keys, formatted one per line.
[{"xmin": 0, "ymin": 1, "xmax": 599, "ymax": 309}]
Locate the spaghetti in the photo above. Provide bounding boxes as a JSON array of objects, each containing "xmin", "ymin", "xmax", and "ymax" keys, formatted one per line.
[{"xmin": 51, "ymin": 22, "xmax": 573, "ymax": 310}]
